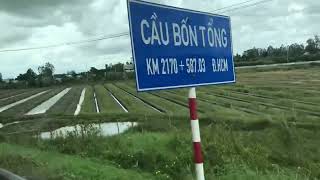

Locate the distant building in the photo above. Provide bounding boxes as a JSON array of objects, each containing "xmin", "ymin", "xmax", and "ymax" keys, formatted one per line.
[
  {"xmin": 3, "ymin": 79, "xmax": 18, "ymax": 83},
  {"xmin": 303, "ymin": 52, "xmax": 310, "ymax": 56},
  {"xmin": 53, "ymin": 74, "xmax": 65, "ymax": 82},
  {"xmin": 124, "ymin": 64, "xmax": 134, "ymax": 72}
]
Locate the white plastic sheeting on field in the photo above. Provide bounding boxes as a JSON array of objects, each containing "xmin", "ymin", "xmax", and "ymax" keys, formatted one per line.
[
  {"xmin": 0, "ymin": 121, "xmax": 21, "ymax": 129},
  {"xmin": 74, "ymin": 88, "xmax": 86, "ymax": 116},
  {"xmin": 120, "ymin": 89, "xmax": 162, "ymax": 113},
  {"xmin": 108, "ymin": 91, "xmax": 128, "ymax": 113},
  {"xmin": 39, "ymin": 122, "xmax": 137, "ymax": 139},
  {"xmin": 0, "ymin": 90, "xmax": 49, "ymax": 113},
  {"xmin": 0, "ymin": 91, "xmax": 28, "ymax": 101},
  {"xmin": 94, "ymin": 92, "xmax": 100, "ymax": 113},
  {"xmin": 26, "ymin": 88, "xmax": 71, "ymax": 115}
]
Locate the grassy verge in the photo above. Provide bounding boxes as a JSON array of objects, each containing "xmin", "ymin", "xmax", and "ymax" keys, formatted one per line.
[
  {"xmin": 0, "ymin": 143, "xmax": 155, "ymax": 180},
  {"xmin": 2, "ymin": 119, "xmax": 318, "ymax": 179}
]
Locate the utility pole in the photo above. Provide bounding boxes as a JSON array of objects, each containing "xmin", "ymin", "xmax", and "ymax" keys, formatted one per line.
[
  {"xmin": 86, "ymin": 64, "xmax": 89, "ymax": 82},
  {"xmin": 105, "ymin": 64, "xmax": 108, "ymax": 80},
  {"xmin": 287, "ymin": 45, "xmax": 289, "ymax": 63}
]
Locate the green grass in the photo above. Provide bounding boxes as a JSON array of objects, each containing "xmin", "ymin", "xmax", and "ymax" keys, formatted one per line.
[
  {"xmin": 1, "ymin": 66, "xmax": 320, "ymax": 179},
  {"xmin": 0, "ymin": 143, "xmax": 155, "ymax": 180},
  {"xmin": 94, "ymin": 84, "xmax": 124, "ymax": 113},
  {"xmin": 114, "ymin": 82, "xmax": 189, "ymax": 115},
  {"xmin": 148, "ymin": 88, "xmax": 263, "ymax": 123},
  {"xmin": 105, "ymin": 84, "xmax": 157, "ymax": 114},
  {"xmin": 80, "ymin": 86, "xmax": 96, "ymax": 114},
  {"xmin": 195, "ymin": 88, "xmax": 320, "ymax": 122},
  {"xmin": 47, "ymin": 86, "xmax": 83, "ymax": 115},
  {"xmin": 3, "ymin": 118, "xmax": 318, "ymax": 179}
]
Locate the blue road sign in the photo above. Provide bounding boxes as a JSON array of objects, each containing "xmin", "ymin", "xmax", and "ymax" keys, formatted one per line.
[{"xmin": 127, "ymin": 0, "xmax": 235, "ymax": 91}]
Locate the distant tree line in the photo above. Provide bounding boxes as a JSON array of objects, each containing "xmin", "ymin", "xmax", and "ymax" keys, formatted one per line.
[
  {"xmin": 0, "ymin": 61, "xmax": 135, "ymax": 89},
  {"xmin": 235, "ymin": 35, "xmax": 320, "ymax": 66},
  {"xmin": 1, "ymin": 35, "xmax": 319, "ymax": 89},
  {"xmin": 89, "ymin": 62, "xmax": 134, "ymax": 82},
  {"xmin": 0, "ymin": 62, "xmax": 56, "ymax": 89}
]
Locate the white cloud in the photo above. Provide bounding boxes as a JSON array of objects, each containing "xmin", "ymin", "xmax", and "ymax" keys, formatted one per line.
[{"xmin": 0, "ymin": 0, "xmax": 319, "ymax": 79}]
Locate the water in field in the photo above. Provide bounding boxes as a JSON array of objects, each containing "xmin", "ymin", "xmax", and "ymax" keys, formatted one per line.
[{"xmin": 39, "ymin": 122, "xmax": 137, "ymax": 139}]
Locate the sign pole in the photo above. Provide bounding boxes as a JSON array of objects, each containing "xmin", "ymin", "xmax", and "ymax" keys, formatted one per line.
[{"xmin": 188, "ymin": 87, "xmax": 205, "ymax": 180}]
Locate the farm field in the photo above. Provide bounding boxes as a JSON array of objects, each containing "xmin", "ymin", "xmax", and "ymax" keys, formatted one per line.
[
  {"xmin": 0, "ymin": 88, "xmax": 47, "ymax": 107},
  {"xmin": 47, "ymin": 86, "xmax": 83, "ymax": 115},
  {"xmin": 0, "ymin": 64, "xmax": 320, "ymax": 179},
  {"xmin": 0, "ymin": 89, "xmax": 31, "ymax": 99}
]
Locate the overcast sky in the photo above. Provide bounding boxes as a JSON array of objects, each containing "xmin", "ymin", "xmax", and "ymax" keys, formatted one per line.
[{"xmin": 0, "ymin": 0, "xmax": 318, "ymax": 79}]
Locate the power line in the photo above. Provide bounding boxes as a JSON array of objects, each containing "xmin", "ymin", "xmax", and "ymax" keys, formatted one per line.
[
  {"xmin": 219, "ymin": 0, "xmax": 273, "ymax": 14},
  {"xmin": 213, "ymin": 0, "xmax": 260, "ymax": 12},
  {"xmin": 0, "ymin": 0, "xmax": 273, "ymax": 53},
  {"xmin": 0, "ymin": 32, "xmax": 129, "ymax": 53}
]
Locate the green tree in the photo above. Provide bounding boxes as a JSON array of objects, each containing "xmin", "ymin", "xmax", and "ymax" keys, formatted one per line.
[
  {"xmin": 38, "ymin": 62, "xmax": 55, "ymax": 86},
  {"xmin": 243, "ymin": 48, "xmax": 259, "ymax": 60},
  {"xmin": 0, "ymin": 73, "xmax": 2, "ymax": 82},
  {"xmin": 289, "ymin": 43, "xmax": 304, "ymax": 57},
  {"xmin": 305, "ymin": 38, "xmax": 317, "ymax": 54},
  {"xmin": 315, "ymin": 35, "xmax": 320, "ymax": 50},
  {"xmin": 38, "ymin": 62, "xmax": 55, "ymax": 77},
  {"xmin": 267, "ymin": 46, "xmax": 274, "ymax": 56},
  {"xmin": 67, "ymin": 70, "xmax": 77, "ymax": 79},
  {"xmin": 234, "ymin": 54, "xmax": 242, "ymax": 61},
  {"xmin": 89, "ymin": 67, "xmax": 104, "ymax": 81},
  {"xmin": 16, "ymin": 68, "xmax": 37, "ymax": 86}
]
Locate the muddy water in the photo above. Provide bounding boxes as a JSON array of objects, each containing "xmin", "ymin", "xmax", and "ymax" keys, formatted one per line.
[
  {"xmin": 39, "ymin": 122, "xmax": 137, "ymax": 139},
  {"xmin": 26, "ymin": 88, "xmax": 71, "ymax": 115}
]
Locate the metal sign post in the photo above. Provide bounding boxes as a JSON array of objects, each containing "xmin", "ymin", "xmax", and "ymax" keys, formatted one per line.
[{"xmin": 188, "ymin": 87, "xmax": 204, "ymax": 180}]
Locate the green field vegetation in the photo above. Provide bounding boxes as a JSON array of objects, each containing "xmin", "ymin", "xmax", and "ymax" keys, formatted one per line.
[
  {"xmin": 0, "ymin": 143, "xmax": 154, "ymax": 180},
  {"xmin": 80, "ymin": 86, "xmax": 96, "ymax": 114},
  {"xmin": 94, "ymin": 85, "xmax": 124, "ymax": 114},
  {"xmin": 114, "ymin": 82, "xmax": 189, "ymax": 115},
  {"xmin": 1, "ymin": 115, "xmax": 318, "ymax": 179},
  {"xmin": 0, "ymin": 88, "xmax": 64, "ymax": 117},
  {"xmin": 105, "ymin": 83, "xmax": 158, "ymax": 114},
  {"xmin": 0, "ymin": 65, "xmax": 320, "ymax": 179},
  {"xmin": 47, "ymin": 87, "xmax": 83, "ymax": 115},
  {"xmin": 0, "ymin": 88, "xmax": 47, "ymax": 107},
  {"xmin": 0, "ymin": 89, "xmax": 29, "ymax": 99}
]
